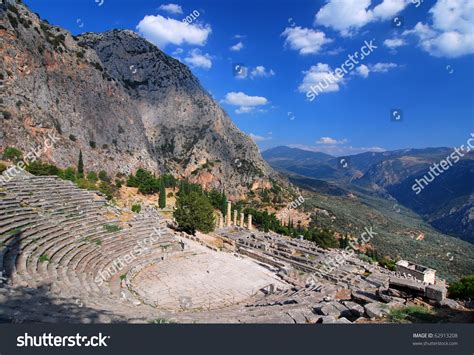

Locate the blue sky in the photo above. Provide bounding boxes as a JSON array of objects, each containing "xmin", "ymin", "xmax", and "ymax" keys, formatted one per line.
[{"xmin": 24, "ymin": 0, "xmax": 474, "ymax": 156}]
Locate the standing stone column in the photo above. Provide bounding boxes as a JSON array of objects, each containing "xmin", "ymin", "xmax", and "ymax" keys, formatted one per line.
[
  {"xmin": 248, "ymin": 214, "xmax": 253, "ymax": 230},
  {"xmin": 218, "ymin": 211, "xmax": 224, "ymax": 228},
  {"xmin": 233, "ymin": 209, "xmax": 237, "ymax": 226},
  {"xmin": 226, "ymin": 201, "xmax": 232, "ymax": 226},
  {"xmin": 240, "ymin": 212, "xmax": 244, "ymax": 227}
]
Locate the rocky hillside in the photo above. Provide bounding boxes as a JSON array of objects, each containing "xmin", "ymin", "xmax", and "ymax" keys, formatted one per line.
[
  {"xmin": 264, "ymin": 146, "xmax": 474, "ymax": 244},
  {"xmin": 0, "ymin": 0, "xmax": 275, "ymax": 197}
]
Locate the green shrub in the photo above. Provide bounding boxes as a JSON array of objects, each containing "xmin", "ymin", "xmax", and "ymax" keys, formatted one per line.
[
  {"xmin": 0, "ymin": 163, "xmax": 7, "ymax": 174},
  {"xmin": 98, "ymin": 170, "xmax": 110, "ymax": 182},
  {"xmin": 448, "ymin": 275, "xmax": 474, "ymax": 300},
  {"xmin": 3, "ymin": 147, "xmax": 22, "ymax": 161},
  {"xmin": 75, "ymin": 178, "xmax": 97, "ymax": 191},
  {"xmin": 98, "ymin": 181, "xmax": 117, "ymax": 200},
  {"xmin": 115, "ymin": 179, "xmax": 123, "ymax": 188},
  {"xmin": 87, "ymin": 171, "xmax": 98, "ymax": 182},
  {"xmin": 61, "ymin": 167, "xmax": 76, "ymax": 181},
  {"xmin": 26, "ymin": 161, "xmax": 60, "ymax": 176},
  {"xmin": 131, "ymin": 204, "xmax": 141, "ymax": 213}
]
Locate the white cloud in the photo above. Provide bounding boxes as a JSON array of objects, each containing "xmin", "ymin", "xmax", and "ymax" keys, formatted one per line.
[
  {"xmin": 298, "ymin": 63, "xmax": 342, "ymax": 94},
  {"xmin": 136, "ymin": 15, "xmax": 211, "ymax": 47},
  {"xmin": 356, "ymin": 64, "xmax": 370, "ymax": 78},
  {"xmin": 172, "ymin": 47, "xmax": 184, "ymax": 58},
  {"xmin": 223, "ymin": 92, "xmax": 269, "ymax": 114},
  {"xmin": 314, "ymin": 0, "xmax": 410, "ymax": 37},
  {"xmin": 184, "ymin": 49, "xmax": 212, "ymax": 69},
  {"xmin": 355, "ymin": 62, "xmax": 398, "ymax": 78},
  {"xmin": 158, "ymin": 3, "xmax": 183, "ymax": 15},
  {"xmin": 403, "ymin": 0, "xmax": 474, "ymax": 58},
  {"xmin": 281, "ymin": 26, "xmax": 333, "ymax": 55},
  {"xmin": 370, "ymin": 62, "xmax": 398, "ymax": 72},
  {"xmin": 248, "ymin": 133, "xmax": 271, "ymax": 142},
  {"xmin": 384, "ymin": 37, "xmax": 407, "ymax": 49},
  {"xmin": 230, "ymin": 41, "xmax": 244, "ymax": 51},
  {"xmin": 250, "ymin": 66, "xmax": 275, "ymax": 78},
  {"xmin": 288, "ymin": 144, "xmax": 386, "ymax": 156},
  {"xmin": 316, "ymin": 137, "xmax": 348, "ymax": 145}
]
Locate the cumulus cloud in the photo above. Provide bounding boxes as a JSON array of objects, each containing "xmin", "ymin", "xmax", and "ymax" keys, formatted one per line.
[
  {"xmin": 158, "ymin": 3, "xmax": 183, "ymax": 14},
  {"xmin": 136, "ymin": 15, "xmax": 211, "ymax": 47},
  {"xmin": 250, "ymin": 66, "xmax": 275, "ymax": 78},
  {"xmin": 230, "ymin": 41, "xmax": 244, "ymax": 51},
  {"xmin": 314, "ymin": 0, "xmax": 410, "ymax": 37},
  {"xmin": 184, "ymin": 49, "xmax": 212, "ymax": 69},
  {"xmin": 355, "ymin": 62, "xmax": 398, "ymax": 78},
  {"xmin": 316, "ymin": 137, "xmax": 348, "ymax": 145},
  {"xmin": 281, "ymin": 26, "xmax": 333, "ymax": 55},
  {"xmin": 223, "ymin": 92, "xmax": 269, "ymax": 114},
  {"xmin": 356, "ymin": 64, "xmax": 370, "ymax": 78},
  {"xmin": 403, "ymin": 0, "xmax": 474, "ymax": 58},
  {"xmin": 384, "ymin": 37, "xmax": 407, "ymax": 49},
  {"xmin": 288, "ymin": 144, "xmax": 386, "ymax": 156},
  {"xmin": 298, "ymin": 63, "xmax": 342, "ymax": 95},
  {"xmin": 248, "ymin": 133, "xmax": 271, "ymax": 142}
]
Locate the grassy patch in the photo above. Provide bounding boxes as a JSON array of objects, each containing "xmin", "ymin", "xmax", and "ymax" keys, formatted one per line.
[
  {"xmin": 151, "ymin": 318, "xmax": 174, "ymax": 324},
  {"xmin": 38, "ymin": 254, "xmax": 50, "ymax": 263},
  {"xmin": 103, "ymin": 224, "xmax": 122, "ymax": 233},
  {"xmin": 388, "ymin": 305, "xmax": 441, "ymax": 323}
]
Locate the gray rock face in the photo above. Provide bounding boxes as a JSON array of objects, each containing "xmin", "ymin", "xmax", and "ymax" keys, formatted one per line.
[{"xmin": 0, "ymin": 1, "xmax": 278, "ymax": 196}]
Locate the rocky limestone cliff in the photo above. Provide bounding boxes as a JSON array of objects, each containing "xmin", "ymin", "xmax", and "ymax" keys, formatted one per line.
[{"xmin": 0, "ymin": 0, "xmax": 277, "ymax": 197}]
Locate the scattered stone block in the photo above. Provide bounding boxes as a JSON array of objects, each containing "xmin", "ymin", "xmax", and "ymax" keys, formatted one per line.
[
  {"xmin": 440, "ymin": 298, "xmax": 464, "ymax": 311},
  {"xmin": 389, "ymin": 277, "xmax": 425, "ymax": 292},
  {"xmin": 317, "ymin": 315, "xmax": 337, "ymax": 323},
  {"xmin": 364, "ymin": 302, "xmax": 389, "ymax": 318},
  {"xmin": 336, "ymin": 317, "xmax": 352, "ymax": 324},
  {"xmin": 342, "ymin": 301, "xmax": 364, "ymax": 317},
  {"xmin": 425, "ymin": 284, "xmax": 446, "ymax": 302},
  {"xmin": 352, "ymin": 290, "xmax": 380, "ymax": 303}
]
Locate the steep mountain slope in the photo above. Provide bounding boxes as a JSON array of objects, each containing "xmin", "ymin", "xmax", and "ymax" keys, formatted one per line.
[{"xmin": 0, "ymin": 0, "xmax": 275, "ymax": 197}]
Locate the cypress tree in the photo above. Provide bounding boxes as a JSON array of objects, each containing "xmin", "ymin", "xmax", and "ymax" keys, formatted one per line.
[
  {"xmin": 159, "ymin": 181, "xmax": 166, "ymax": 208},
  {"xmin": 77, "ymin": 150, "xmax": 84, "ymax": 178}
]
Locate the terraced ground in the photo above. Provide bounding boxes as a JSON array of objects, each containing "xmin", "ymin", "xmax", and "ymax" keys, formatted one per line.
[{"xmin": 0, "ymin": 173, "xmax": 471, "ymax": 324}]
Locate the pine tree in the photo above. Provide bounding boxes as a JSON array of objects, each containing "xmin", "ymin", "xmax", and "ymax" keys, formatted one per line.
[
  {"xmin": 159, "ymin": 181, "xmax": 166, "ymax": 209},
  {"xmin": 174, "ymin": 191, "xmax": 215, "ymax": 235},
  {"xmin": 77, "ymin": 150, "xmax": 84, "ymax": 178}
]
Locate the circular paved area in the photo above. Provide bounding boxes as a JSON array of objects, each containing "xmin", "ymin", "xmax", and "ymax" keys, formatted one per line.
[{"xmin": 129, "ymin": 241, "xmax": 287, "ymax": 311}]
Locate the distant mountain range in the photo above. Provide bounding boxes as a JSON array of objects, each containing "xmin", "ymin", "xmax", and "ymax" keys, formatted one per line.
[{"xmin": 263, "ymin": 146, "xmax": 474, "ymax": 243}]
